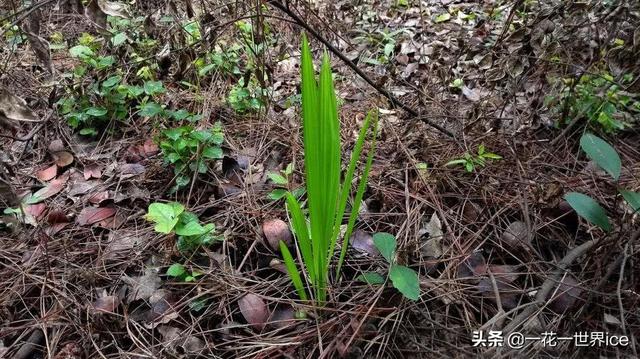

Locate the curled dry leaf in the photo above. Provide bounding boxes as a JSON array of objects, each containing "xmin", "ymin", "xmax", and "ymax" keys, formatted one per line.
[
  {"xmin": 85, "ymin": 0, "xmax": 107, "ymax": 28},
  {"xmin": 77, "ymin": 207, "xmax": 116, "ymax": 226},
  {"xmin": 87, "ymin": 191, "xmax": 110, "ymax": 204},
  {"xmin": 350, "ymin": 230, "xmax": 378, "ymax": 256},
  {"xmin": 98, "ymin": 0, "xmax": 130, "ymax": 18},
  {"xmin": 27, "ymin": 173, "xmax": 70, "ymax": 204},
  {"xmin": 419, "ymin": 213, "xmax": 444, "ymax": 258},
  {"xmin": 262, "ymin": 219, "xmax": 292, "ymax": 250},
  {"xmin": 92, "ymin": 295, "xmax": 120, "ymax": 314},
  {"xmin": 145, "ymin": 290, "xmax": 179, "ymax": 327},
  {"xmin": 36, "ymin": 164, "xmax": 57, "ymax": 182},
  {"xmin": 25, "ymin": 32, "xmax": 53, "ymax": 74},
  {"xmin": 238, "ymin": 293, "xmax": 269, "ymax": 331},
  {"xmin": 0, "ymin": 87, "xmax": 38, "ymax": 122},
  {"xmin": 123, "ymin": 268, "xmax": 161, "ymax": 302},
  {"xmin": 53, "ymin": 151, "xmax": 74, "ymax": 167},
  {"xmin": 84, "ymin": 164, "xmax": 102, "ymax": 180}
]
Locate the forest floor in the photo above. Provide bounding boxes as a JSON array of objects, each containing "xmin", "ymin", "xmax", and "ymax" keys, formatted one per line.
[{"xmin": 1, "ymin": 0, "xmax": 639, "ymax": 358}]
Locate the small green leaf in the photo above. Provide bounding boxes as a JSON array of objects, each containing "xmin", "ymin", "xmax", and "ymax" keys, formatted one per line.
[
  {"xmin": 102, "ymin": 75, "xmax": 121, "ymax": 88},
  {"xmin": 445, "ymin": 159, "xmax": 467, "ymax": 166},
  {"xmin": 267, "ymin": 172, "xmax": 288, "ymax": 186},
  {"xmin": 202, "ymin": 146, "xmax": 223, "ymax": 159},
  {"xmin": 268, "ymin": 189, "xmax": 287, "ymax": 200},
  {"xmin": 85, "ymin": 107, "xmax": 108, "ymax": 117},
  {"xmin": 111, "ymin": 32, "xmax": 128, "ymax": 46},
  {"xmin": 166, "ymin": 263, "xmax": 186, "ymax": 277},
  {"xmin": 144, "ymin": 80, "xmax": 165, "ymax": 95},
  {"xmin": 356, "ymin": 272, "xmax": 385, "ymax": 285},
  {"xmin": 564, "ymin": 192, "xmax": 611, "ymax": 232},
  {"xmin": 580, "ymin": 133, "xmax": 621, "ymax": 181},
  {"xmin": 146, "ymin": 202, "xmax": 185, "ymax": 233},
  {"xmin": 175, "ymin": 220, "xmax": 208, "ymax": 236},
  {"xmin": 373, "ymin": 232, "xmax": 396, "ymax": 263},
  {"xmin": 69, "ymin": 45, "xmax": 93, "ymax": 57},
  {"xmin": 389, "ymin": 265, "xmax": 420, "ymax": 300},
  {"xmin": 435, "ymin": 12, "xmax": 451, "ymax": 23},
  {"xmin": 620, "ymin": 189, "xmax": 640, "ymax": 212},
  {"xmin": 138, "ymin": 102, "xmax": 164, "ymax": 117}
]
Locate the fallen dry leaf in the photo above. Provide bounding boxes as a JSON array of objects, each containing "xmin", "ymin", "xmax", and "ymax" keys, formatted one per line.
[
  {"xmin": 36, "ymin": 164, "xmax": 57, "ymax": 181},
  {"xmin": 27, "ymin": 173, "xmax": 70, "ymax": 204},
  {"xmin": 92, "ymin": 295, "xmax": 120, "ymax": 314},
  {"xmin": 351, "ymin": 230, "xmax": 378, "ymax": 256},
  {"xmin": 145, "ymin": 289, "xmax": 179, "ymax": 327},
  {"xmin": 143, "ymin": 138, "xmax": 159, "ymax": 156},
  {"xmin": 238, "ymin": 293, "xmax": 268, "ymax": 331},
  {"xmin": 123, "ymin": 268, "xmax": 161, "ymax": 302},
  {"xmin": 77, "ymin": 207, "xmax": 116, "ymax": 226},
  {"xmin": 262, "ymin": 219, "xmax": 292, "ymax": 250},
  {"xmin": 84, "ymin": 164, "xmax": 102, "ymax": 180},
  {"xmin": 0, "ymin": 87, "xmax": 38, "ymax": 122},
  {"xmin": 120, "ymin": 163, "xmax": 146, "ymax": 175},
  {"xmin": 87, "ymin": 191, "xmax": 110, "ymax": 204}
]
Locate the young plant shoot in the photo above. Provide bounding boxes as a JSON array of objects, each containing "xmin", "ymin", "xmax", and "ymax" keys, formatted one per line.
[{"xmin": 278, "ymin": 34, "xmax": 378, "ymax": 304}]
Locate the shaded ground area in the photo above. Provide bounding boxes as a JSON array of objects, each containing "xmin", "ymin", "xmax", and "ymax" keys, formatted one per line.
[{"xmin": 1, "ymin": 0, "xmax": 639, "ymax": 358}]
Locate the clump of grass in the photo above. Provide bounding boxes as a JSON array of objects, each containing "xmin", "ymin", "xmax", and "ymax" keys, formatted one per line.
[{"xmin": 279, "ymin": 34, "xmax": 378, "ymax": 304}]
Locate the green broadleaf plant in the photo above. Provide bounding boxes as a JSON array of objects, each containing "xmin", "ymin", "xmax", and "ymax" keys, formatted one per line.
[
  {"xmin": 566, "ymin": 133, "xmax": 640, "ymax": 231},
  {"xmin": 278, "ymin": 34, "xmax": 379, "ymax": 304},
  {"xmin": 359, "ymin": 232, "xmax": 420, "ymax": 301}
]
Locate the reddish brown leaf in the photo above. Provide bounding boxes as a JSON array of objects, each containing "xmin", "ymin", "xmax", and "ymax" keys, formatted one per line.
[
  {"xmin": 47, "ymin": 210, "xmax": 69, "ymax": 224},
  {"xmin": 98, "ymin": 213, "xmax": 125, "ymax": 229},
  {"xmin": 87, "ymin": 191, "xmax": 110, "ymax": 204},
  {"xmin": 92, "ymin": 296, "xmax": 120, "ymax": 314},
  {"xmin": 262, "ymin": 219, "xmax": 292, "ymax": 250},
  {"xmin": 238, "ymin": 293, "xmax": 268, "ymax": 331},
  {"xmin": 143, "ymin": 138, "xmax": 159, "ymax": 156},
  {"xmin": 84, "ymin": 164, "xmax": 102, "ymax": 180},
  {"xmin": 53, "ymin": 151, "xmax": 74, "ymax": 167},
  {"xmin": 27, "ymin": 173, "xmax": 69, "ymax": 204},
  {"xmin": 36, "ymin": 164, "xmax": 57, "ymax": 181},
  {"xmin": 77, "ymin": 207, "xmax": 116, "ymax": 226},
  {"xmin": 25, "ymin": 203, "xmax": 46, "ymax": 220}
]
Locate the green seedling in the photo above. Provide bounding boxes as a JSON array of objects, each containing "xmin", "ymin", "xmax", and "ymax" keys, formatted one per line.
[
  {"xmin": 267, "ymin": 163, "xmax": 305, "ymax": 201},
  {"xmin": 564, "ymin": 133, "xmax": 640, "ymax": 232},
  {"xmin": 146, "ymin": 202, "xmax": 222, "ymax": 252},
  {"xmin": 166, "ymin": 263, "xmax": 203, "ymax": 282},
  {"xmin": 357, "ymin": 232, "xmax": 420, "ymax": 300},
  {"xmin": 158, "ymin": 122, "xmax": 224, "ymax": 193},
  {"xmin": 278, "ymin": 34, "xmax": 379, "ymax": 303},
  {"xmin": 446, "ymin": 144, "xmax": 501, "ymax": 172}
]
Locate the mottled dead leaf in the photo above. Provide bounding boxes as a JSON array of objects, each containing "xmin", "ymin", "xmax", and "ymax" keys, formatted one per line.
[
  {"xmin": 238, "ymin": 293, "xmax": 268, "ymax": 331},
  {"xmin": 262, "ymin": 219, "xmax": 292, "ymax": 250},
  {"xmin": 36, "ymin": 164, "xmax": 57, "ymax": 182},
  {"xmin": 77, "ymin": 207, "xmax": 116, "ymax": 226}
]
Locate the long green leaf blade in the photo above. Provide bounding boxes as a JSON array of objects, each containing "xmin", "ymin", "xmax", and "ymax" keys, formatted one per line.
[
  {"xmin": 564, "ymin": 192, "xmax": 611, "ymax": 232},
  {"xmin": 337, "ymin": 112, "xmax": 378, "ymax": 278},
  {"xmin": 286, "ymin": 192, "xmax": 314, "ymax": 282},
  {"xmin": 580, "ymin": 133, "xmax": 621, "ymax": 181},
  {"xmin": 279, "ymin": 241, "xmax": 308, "ymax": 301}
]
